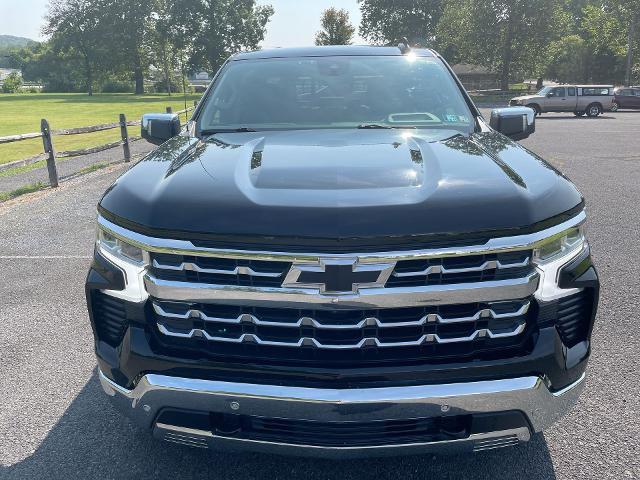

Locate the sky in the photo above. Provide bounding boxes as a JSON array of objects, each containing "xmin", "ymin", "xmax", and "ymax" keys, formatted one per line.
[{"xmin": 0, "ymin": 0, "xmax": 364, "ymax": 46}]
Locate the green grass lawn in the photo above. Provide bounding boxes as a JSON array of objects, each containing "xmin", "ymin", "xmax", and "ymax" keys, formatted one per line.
[{"xmin": 0, "ymin": 93, "xmax": 201, "ymax": 166}]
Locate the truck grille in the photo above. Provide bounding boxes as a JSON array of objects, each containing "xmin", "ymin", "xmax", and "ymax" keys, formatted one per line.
[
  {"xmin": 141, "ymin": 243, "xmax": 539, "ymax": 365},
  {"xmin": 151, "ymin": 298, "xmax": 535, "ymax": 365},
  {"xmin": 149, "ymin": 250, "xmax": 533, "ymax": 289},
  {"xmin": 387, "ymin": 251, "xmax": 532, "ymax": 287},
  {"xmin": 224, "ymin": 414, "xmax": 471, "ymax": 447},
  {"xmin": 150, "ymin": 253, "xmax": 290, "ymax": 288}
]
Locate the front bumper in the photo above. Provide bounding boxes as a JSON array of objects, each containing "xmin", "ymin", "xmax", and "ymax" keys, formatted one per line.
[{"xmin": 100, "ymin": 369, "xmax": 585, "ymax": 457}]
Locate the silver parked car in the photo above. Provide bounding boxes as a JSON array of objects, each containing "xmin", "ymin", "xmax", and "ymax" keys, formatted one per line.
[{"xmin": 510, "ymin": 85, "xmax": 614, "ymax": 117}]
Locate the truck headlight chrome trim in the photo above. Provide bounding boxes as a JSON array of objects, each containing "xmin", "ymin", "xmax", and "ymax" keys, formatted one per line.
[
  {"xmin": 96, "ymin": 225, "xmax": 149, "ymax": 303},
  {"xmin": 533, "ymin": 226, "xmax": 584, "ymax": 266},
  {"xmin": 533, "ymin": 226, "xmax": 587, "ymax": 302}
]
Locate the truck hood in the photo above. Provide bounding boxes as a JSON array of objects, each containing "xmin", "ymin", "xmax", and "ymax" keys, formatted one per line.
[
  {"xmin": 511, "ymin": 95, "xmax": 543, "ymax": 102},
  {"xmin": 99, "ymin": 129, "xmax": 582, "ymax": 246}
]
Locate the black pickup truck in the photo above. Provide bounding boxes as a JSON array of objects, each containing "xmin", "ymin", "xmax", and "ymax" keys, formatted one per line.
[{"xmin": 87, "ymin": 46, "xmax": 599, "ymax": 457}]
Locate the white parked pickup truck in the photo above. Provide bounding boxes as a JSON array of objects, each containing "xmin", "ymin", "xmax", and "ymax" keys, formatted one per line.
[{"xmin": 510, "ymin": 85, "xmax": 614, "ymax": 117}]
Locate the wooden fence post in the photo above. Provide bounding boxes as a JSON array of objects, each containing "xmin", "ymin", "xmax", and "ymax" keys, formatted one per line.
[
  {"xmin": 166, "ymin": 106, "xmax": 173, "ymax": 114},
  {"xmin": 119, "ymin": 114, "xmax": 131, "ymax": 163},
  {"xmin": 40, "ymin": 118, "xmax": 59, "ymax": 188}
]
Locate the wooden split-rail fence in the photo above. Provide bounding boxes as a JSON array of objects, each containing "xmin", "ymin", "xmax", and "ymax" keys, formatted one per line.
[{"xmin": 0, "ymin": 102, "xmax": 197, "ymax": 187}]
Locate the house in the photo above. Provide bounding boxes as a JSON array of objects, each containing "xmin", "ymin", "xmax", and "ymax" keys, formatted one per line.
[
  {"xmin": 451, "ymin": 64, "xmax": 499, "ymax": 91},
  {"xmin": 188, "ymin": 71, "xmax": 212, "ymax": 93}
]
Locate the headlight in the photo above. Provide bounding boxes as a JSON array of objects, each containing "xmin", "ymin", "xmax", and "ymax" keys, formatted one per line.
[
  {"xmin": 533, "ymin": 225, "xmax": 587, "ymax": 302},
  {"xmin": 533, "ymin": 226, "xmax": 585, "ymax": 265},
  {"xmin": 96, "ymin": 226, "xmax": 148, "ymax": 303},
  {"xmin": 97, "ymin": 228, "xmax": 145, "ymax": 264}
]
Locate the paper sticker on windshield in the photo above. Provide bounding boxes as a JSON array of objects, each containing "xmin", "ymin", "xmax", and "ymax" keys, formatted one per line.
[{"xmin": 445, "ymin": 115, "xmax": 469, "ymax": 123}]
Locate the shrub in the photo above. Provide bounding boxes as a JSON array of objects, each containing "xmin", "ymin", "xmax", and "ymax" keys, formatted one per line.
[
  {"xmin": 100, "ymin": 80, "xmax": 134, "ymax": 93},
  {"xmin": 2, "ymin": 72, "xmax": 23, "ymax": 93},
  {"xmin": 43, "ymin": 78, "xmax": 83, "ymax": 93},
  {"xmin": 154, "ymin": 77, "xmax": 182, "ymax": 94}
]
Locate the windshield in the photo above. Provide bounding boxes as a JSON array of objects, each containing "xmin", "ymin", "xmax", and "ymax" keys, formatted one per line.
[
  {"xmin": 536, "ymin": 86, "xmax": 552, "ymax": 96},
  {"xmin": 197, "ymin": 55, "xmax": 474, "ymax": 134}
]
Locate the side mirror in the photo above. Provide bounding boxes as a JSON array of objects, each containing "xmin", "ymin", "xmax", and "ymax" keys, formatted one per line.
[
  {"xmin": 489, "ymin": 107, "xmax": 536, "ymax": 141},
  {"xmin": 141, "ymin": 113, "xmax": 181, "ymax": 145},
  {"xmin": 546, "ymin": 92, "xmax": 555, "ymax": 98}
]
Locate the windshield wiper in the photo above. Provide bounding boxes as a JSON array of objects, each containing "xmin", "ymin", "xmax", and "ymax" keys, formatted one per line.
[
  {"xmin": 357, "ymin": 124, "xmax": 420, "ymax": 130},
  {"xmin": 200, "ymin": 127, "xmax": 258, "ymax": 135},
  {"xmin": 357, "ymin": 124, "xmax": 393, "ymax": 129}
]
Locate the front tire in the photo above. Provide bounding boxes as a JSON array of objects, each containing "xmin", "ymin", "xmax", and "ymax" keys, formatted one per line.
[
  {"xmin": 526, "ymin": 103, "xmax": 541, "ymax": 116},
  {"xmin": 610, "ymin": 101, "xmax": 619, "ymax": 112},
  {"xmin": 587, "ymin": 103, "xmax": 602, "ymax": 117}
]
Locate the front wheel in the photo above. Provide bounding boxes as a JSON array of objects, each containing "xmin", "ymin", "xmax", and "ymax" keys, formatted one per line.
[
  {"xmin": 587, "ymin": 103, "xmax": 602, "ymax": 117},
  {"xmin": 526, "ymin": 103, "xmax": 541, "ymax": 116},
  {"xmin": 610, "ymin": 101, "xmax": 619, "ymax": 112}
]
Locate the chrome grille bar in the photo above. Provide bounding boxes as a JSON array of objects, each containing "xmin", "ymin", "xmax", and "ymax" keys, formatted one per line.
[
  {"xmin": 152, "ymin": 301, "xmax": 530, "ymax": 329},
  {"xmin": 152, "ymin": 259, "xmax": 283, "ymax": 278},
  {"xmin": 144, "ymin": 272, "xmax": 539, "ymax": 309},
  {"xmin": 156, "ymin": 321, "xmax": 527, "ymax": 349},
  {"xmin": 392, "ymin": 257, "xmax": 531, "ymax": 278}
]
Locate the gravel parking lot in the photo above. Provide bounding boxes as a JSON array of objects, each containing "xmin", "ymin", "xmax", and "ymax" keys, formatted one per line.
[{"xmin": 1, "ymin": 110, "xmax": 638, "ymax": 480}]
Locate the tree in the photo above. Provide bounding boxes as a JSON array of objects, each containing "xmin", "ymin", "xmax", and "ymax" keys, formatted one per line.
[
  {"xmin": 150, "ymin": 0, "xmax": 178, "ymax": 95},
  {"xmin": 545, "ymin": 35, "xmax": 589, "ymax": 83},
  {"xmin": 102, "ymin": 0, "xmax": 155, "ymax": 94},
  {"xmin": 315, "ymin": 8, "xmax": 356, "ymax": 46},
  {"xmin": 44, "ymin": 0, "xmax": 111, "ymax": 95},
  {"xmin": 174, "ymin": 0, "xmax": 274, "ymax": 73},
  {"xmin": 579, "ymin": 3, "xmax": 627, "ymax": 83},
  {"xmin": 358, "ymin": 0, "xmax": 443, "ymax": 46},
  {"xmin": 1, "ymin": 72, "xmax": 23, "ymax": 93},
  {"xmin": 609, "ymin": 0, "xmax": 640, "ymax": 85},
  {"xmin": 8, "ymin": 42, "xmax": 83, "ymax": 92},
  {"xmin": 436, "ymin": 0, "xmax": 569, "ymax": 90}
]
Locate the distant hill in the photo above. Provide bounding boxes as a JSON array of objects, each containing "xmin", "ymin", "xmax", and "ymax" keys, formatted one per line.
[
  {"xmin": 0, "ymin": 35, "xmax": 37, "ymax": 50},
  {"xmin": 0, "ymin": 36, "xmax": 37, "ymax": 67}
]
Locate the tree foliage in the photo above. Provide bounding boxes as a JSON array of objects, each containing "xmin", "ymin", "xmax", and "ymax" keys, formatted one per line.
[
  {"xmin": 2, "ymin": 72, "xmax": 23, "ymax": 93},
  {"xmin": 358, "ymin": 0, "xmax": 640, "ymax": 86},
  {"xmin": 104, "ymin": 0, "xmax": 156, "ymax": 94},
  {"xmin": 174, "ymin": 0, "xmax": 274, "ymax": 72},
  {"xmin": 358, "ymin": 0, "xmax": 443, "ymax": 46},
  {"xmin": 436, "ymin": 0, "xmax": 569, "ymax": 90},
  {"xmin": 315, "ymin": 8, "xmax": 356, "ymax": 46},
  {"xmin": 44, "ymin": 0, "xmax": 114, "ymax": 95},
  {"xmin": 545, "ymin": 35, "xmax": 590, "ymax": 83},
  {"xmin": 39, "ymin": 0, "xmax": 273, "ymax": 95}
]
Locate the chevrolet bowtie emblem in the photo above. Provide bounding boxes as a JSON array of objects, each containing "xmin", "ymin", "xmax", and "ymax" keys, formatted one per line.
[{"xmin": 282, "ymin": 258, "xmax": 396, "ymax": 295}]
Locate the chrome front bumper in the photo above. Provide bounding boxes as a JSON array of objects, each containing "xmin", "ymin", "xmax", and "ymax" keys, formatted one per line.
[{"xmin": 99, "ymin": 370, "xmax": 586, "ymax": 457}]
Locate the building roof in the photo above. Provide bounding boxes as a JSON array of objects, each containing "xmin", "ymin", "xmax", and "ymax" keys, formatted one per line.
[{"xmin": 232, "ymin": 45, "xmax": 435, "ymax": 61}]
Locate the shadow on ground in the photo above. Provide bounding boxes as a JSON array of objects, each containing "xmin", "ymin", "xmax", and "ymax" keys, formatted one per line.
[{"xmin": 1, "ymin": 369, "xmax": 558, "ymax": 480}]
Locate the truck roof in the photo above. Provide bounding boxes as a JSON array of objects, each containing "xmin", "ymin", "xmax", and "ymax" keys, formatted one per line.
[{"xmin": 232, "ymin": 45, "xmax": 436, "ymax": 61}]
